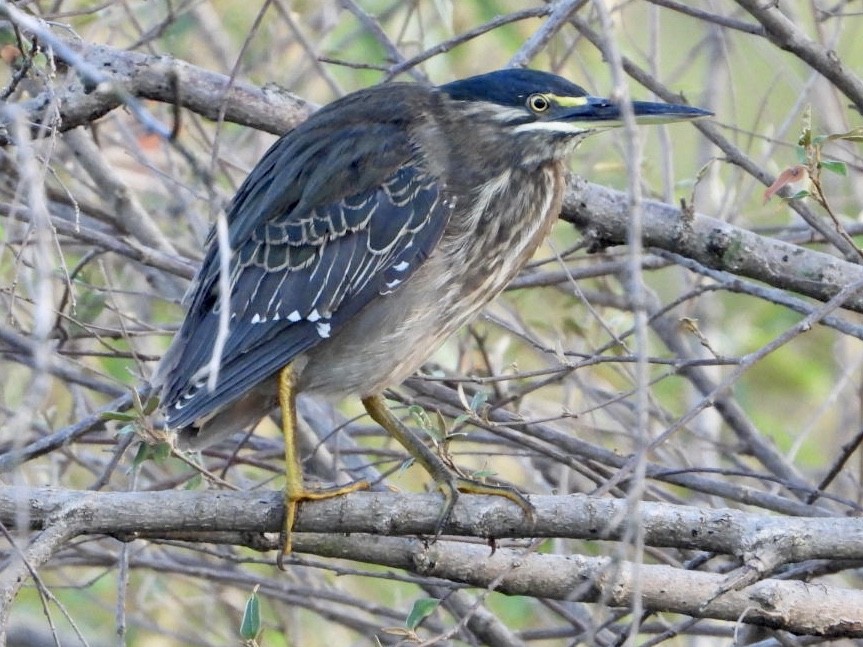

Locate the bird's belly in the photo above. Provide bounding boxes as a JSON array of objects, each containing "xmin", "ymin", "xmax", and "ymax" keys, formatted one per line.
[{"xmin": 296, "ymin": 259, "xmax": 481, "ymax": 396}]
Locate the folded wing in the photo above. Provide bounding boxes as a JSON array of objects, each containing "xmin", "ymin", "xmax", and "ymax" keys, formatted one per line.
[{"xmin": 158, "ymin": 110, "xmax": 453, "ymax": 428}]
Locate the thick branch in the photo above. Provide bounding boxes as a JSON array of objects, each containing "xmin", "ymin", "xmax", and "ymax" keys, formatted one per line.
[
  {"xmin": 561, "ymin": 177, "xmax": 863, "ymax": 313},
  {"xmin": 5, "ymin": 487, "xmax": 863, "ymax": 562},
  {"xmin": 0, "ymin": 41, "xmax": 313, "ymax": 144},
  {"xmin": 307, "ymin": 535, "xmax": 863, "ymax": 638},
  {"xmin": 6, "ymin": 487, "xmax": 863, "ymax": 635}
]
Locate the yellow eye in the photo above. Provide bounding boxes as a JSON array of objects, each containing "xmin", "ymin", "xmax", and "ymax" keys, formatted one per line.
[{"xmin": 527, "ymin": 93, "xmax": 551, "ymax": 113}]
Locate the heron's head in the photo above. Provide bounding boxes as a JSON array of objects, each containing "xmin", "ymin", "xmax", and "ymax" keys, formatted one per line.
[{"xmin": 439, "ymin": 69, "xmax": 711, "ymax": 161}]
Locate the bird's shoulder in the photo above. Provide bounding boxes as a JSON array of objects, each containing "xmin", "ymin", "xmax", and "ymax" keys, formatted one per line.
[{"xmin": 216, "ymin": 83, "xmax": 447, "ymax": 247}]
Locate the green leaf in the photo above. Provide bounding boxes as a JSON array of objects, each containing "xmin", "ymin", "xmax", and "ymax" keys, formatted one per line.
[
  {"xmin": 469, "ymin": 390, "xmax": 488, "ymax": 412},
  {"xmin": 396, "ymin": 457, "xmax": 416, "ymax": 477},
  {"xmin": 452, "ymin": 413, "xmax": 470, "ymax": 426},
  {"xmin": 789, "ymin": 189, "xmax": 811, "ymax": 200},
  {"xmin": 820, "ymin": 159, "xmax": 847, "ymax": 175},
  {"xmin": 471, "ymin": 469, "xmax": 497, "ymax": 480},
  {"xmin": 380, "ymin": 627, "xmax": 415, "ymax": 638},
  {"xmin": 184, "ymin": 473, "xmax": 204, "ymax": 490},
  {"xmin": 405, "ymin": 598, "xmax": 439, "ymax": 630},
  {"xmin": 239, "ymin": 588, "xmax": 261, "ymax": 640},
  {"xmin": 100, "ymin": 411, "xmax": 138, "ymax": 422},
  {"xmin": 408, "ymin": 404, "xmax": 429, "ymax": 429},
  {"xmin": 433, "ymin": 410, "xmax": 447, "ymax": 438},
  {"xmin": 32, "ymin": 51, "xmax": 49, "ymax": 67},
  {"xmin": 132, "ymin": 442, "xmax": 151, "ymax": 467},
  {"xmin": 794, "ymin": 145, "xmax": 807, "ymax": 163},
  {"xmin": 410, "ymin": 404, "xmax": 444, "ymax": 441},
  {"xmin": 142, "ymin": 396, "xmax": 160, "ymax": 416},
  {"xmin": 75, "ymin": 289, "xmax": 107, "ymax": 323},
  {"xmin": 421, "ymin": 425, "xmax": 444, "ymax": 442},
  {"xmin": 152, "ymin": 442, "xmax": 172, "ymax": 462},
  {"xmin": 132, "ymin": 441, "xmax": 172, "ymax": 466}
]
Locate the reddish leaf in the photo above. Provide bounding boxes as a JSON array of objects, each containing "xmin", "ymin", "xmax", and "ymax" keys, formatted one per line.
[{"xmin": 763, "ymin": 165, "xmax": 808, "ymax": 203}]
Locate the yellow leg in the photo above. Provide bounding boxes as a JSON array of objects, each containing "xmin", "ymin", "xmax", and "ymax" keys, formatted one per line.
[
  {"xmin": 278, "ymin": 365, "xmax": 368, "ymax": 567},
  {"xmin": 362, "ymin": 395, "xmax": 533, "ymax": 536}
]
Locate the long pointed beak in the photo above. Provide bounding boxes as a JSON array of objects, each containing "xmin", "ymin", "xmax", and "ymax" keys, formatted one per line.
[{"xmin": 557, "ymin": 96, "xmax": 712, "ymax": 127}]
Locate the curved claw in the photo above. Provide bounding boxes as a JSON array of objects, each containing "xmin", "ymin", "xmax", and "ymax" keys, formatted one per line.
[
  {"xmin": 430, "ymin": 476, "xmax": 534, "ymax": 538},
  {"xmin": 455, "ymin": 477, "xmax": 535, "ymax": 521},
  {"xmin": 432, "ymin": 477, "xmax": 460, "ymax": 538}
]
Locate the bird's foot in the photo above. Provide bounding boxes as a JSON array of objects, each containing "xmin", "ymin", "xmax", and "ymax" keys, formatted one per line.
[
  {"xmin": 361, "ymin": 394, "xmax": 534, "ymax": 540},
  {"xmin": 277, "ymin": 479, "xmax": 369, "ymax": 569},
  {"xmin": 431, "ymin": 475, "xmax": 534, "ymax": 538}
]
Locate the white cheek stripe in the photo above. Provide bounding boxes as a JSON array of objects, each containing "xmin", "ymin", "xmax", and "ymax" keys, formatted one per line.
[{"xmin": 512, "ymin": 121, "xmax": 590, "ymax": 135}]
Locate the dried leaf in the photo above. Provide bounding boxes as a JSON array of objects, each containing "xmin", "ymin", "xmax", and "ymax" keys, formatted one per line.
[
  {"xmin": 763, "ymin": 165, "xmax": 808, "ymax": 203},
  {"xmin": 825, "ymin": 127, "xmax": 863, "ymax": 143}
]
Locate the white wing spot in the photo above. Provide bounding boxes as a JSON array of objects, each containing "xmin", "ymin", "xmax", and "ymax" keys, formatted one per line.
[
  {"xmin": 287, "ymin": 310, "xmax": 302, "ymax": 322},
  {"xmin": 251, "ymin": 313, "xmax": 263, "ymax": 324},
  {"xmin": 307, "ymin": 309, "xmax": 321, "ymax": 322},
  {"xmin": 316, "ymin": 322, "xmax": 331, "ymax": 338},
  {"xmin": 393, "ymin": 261, "xmax": 409, "ymax": 272},
  {"xmin": 385, "ymin": 279, "xmax": 402, "ymax": 289},
  {"xmin": 272, "ymin": 312, "xmax": 280, "ymax": 321}
]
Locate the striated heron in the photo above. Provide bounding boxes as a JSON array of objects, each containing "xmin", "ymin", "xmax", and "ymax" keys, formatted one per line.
[{"xmin": 153, "ymin": 69, "xmax": 710, "ymax": 559}]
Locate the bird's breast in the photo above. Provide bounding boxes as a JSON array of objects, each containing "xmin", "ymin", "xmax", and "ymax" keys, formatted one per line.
[{"xmin": 448, "ymin": 161, "xmax": 563, "ymax": 293}]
